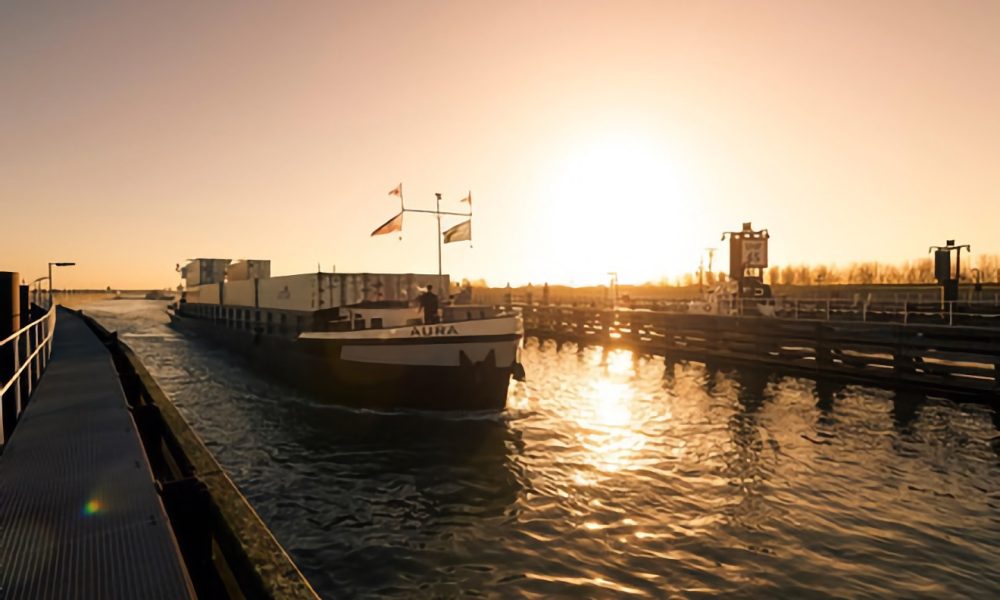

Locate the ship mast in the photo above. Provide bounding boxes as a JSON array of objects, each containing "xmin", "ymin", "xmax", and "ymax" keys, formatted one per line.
[
  {"xmin": 436, "ymin": 193, "xmax": 443, "ymax": 294},
  {"xmin": 398, "ymin": 193, "xmax": 472, "ymax": 297}
]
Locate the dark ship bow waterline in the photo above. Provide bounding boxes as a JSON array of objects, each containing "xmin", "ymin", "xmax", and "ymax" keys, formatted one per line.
[{"xmin": 168, "ymin": 259, "xmax": 524, "ymax": 411}]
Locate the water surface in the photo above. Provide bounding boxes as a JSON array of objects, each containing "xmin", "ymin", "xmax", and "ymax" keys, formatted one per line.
[{"xmin": 84, "ymin": 300, "xmax": 1000, "ymax": 598}]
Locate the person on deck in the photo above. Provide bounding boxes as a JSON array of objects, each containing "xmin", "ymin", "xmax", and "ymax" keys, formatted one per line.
[{"xmin": 417, "ymin": 285, "xmax": 440, "ymax": 324}]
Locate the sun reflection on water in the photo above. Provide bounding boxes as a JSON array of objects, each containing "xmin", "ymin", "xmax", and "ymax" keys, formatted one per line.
[{"xmin": 572, "ymin": 349, "xmax": 652, "ymax": 475}]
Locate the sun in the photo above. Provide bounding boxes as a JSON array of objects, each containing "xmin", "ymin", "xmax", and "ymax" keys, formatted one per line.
[{"xmin": 533, "ymin": 131, "xmax": 704, "ymax": 285}]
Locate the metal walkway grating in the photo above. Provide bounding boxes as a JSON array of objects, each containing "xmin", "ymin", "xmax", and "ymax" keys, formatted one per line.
[{"xmin": 0, "ymin": 309, "xmax": 194, "ymax": 599}]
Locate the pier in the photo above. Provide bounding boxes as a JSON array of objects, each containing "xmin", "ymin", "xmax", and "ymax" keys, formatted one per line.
[
  {"xmin": 519, "ymin": 303, "xmax": 1000, "ymax": 399},
  {"xmin": 0, "ymin": 270, "xmax": 318, "ymax": 599},
  {"xmin": 0, "ymin": 308, "xmax": 194, "ymax": 598}
]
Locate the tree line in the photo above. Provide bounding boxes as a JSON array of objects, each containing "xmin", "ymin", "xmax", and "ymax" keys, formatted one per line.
[{"xmin": 683, "ymin": 254, "xmax": 1000, "ymax": 287}]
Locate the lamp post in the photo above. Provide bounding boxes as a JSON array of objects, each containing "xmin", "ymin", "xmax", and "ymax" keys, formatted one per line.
[
  {"xmin": 700, "ymin": 247, "xmax": 717, "ymax": 292},
  {"xmin": 48, "ymin": 262, "xmax": 76, "ymax": 308},
  {"xmin": 29, "ymin": 276, "xmax": 48, "ymax": 308}
]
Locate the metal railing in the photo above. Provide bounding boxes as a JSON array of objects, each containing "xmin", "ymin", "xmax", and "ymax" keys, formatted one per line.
[
  {"xmin": 1, "ymin": 306, "xmax": 57, "ymax": 445},
  {"xmin": 511, "ymin": 297, "xmax": 1000, "ymax": 329},
  {"xmin": 738, "ymin": 297, "xmax": 1000, "ymax": 327}
]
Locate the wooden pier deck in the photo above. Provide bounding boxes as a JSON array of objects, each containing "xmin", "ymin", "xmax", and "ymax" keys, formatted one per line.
[
  {"xmin": 522, "ymin": 306, "xmax": 1000, "ymax": 399},
  {"xmin": 0, "ymin": 308, "xmax": 194, "ymax": 599}
]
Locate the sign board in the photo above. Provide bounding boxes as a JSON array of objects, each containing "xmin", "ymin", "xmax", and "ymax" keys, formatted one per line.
[
  {"xmin": 934, "ymin": 250, "xmax": 951, "ymax": 281},
  {"xmin": 741, "ymin": 239, "xmax": 768, "ymax": 268}
]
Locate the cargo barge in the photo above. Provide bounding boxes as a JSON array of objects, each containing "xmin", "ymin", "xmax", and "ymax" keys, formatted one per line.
[{"xmin": 168, "ymin": 259, "xmax": 524, "ymax": 411}]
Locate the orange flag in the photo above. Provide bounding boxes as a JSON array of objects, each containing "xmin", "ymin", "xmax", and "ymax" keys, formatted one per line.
[{"xmin": 371, "ymin": 212, "xmax": 403, "ymax": 236}]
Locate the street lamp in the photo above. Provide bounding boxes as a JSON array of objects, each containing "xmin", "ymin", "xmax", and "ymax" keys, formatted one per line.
[
  {"xmin": 700, "ymin": 247, "xmax": 717, "ymax": 292},
  {"xmin": 29, "ymin": 276, "xmax": 48, "ymax": 307},
  {"xmin": 48, "ymin": 262, "xmax": 76, "ymax": 307}
]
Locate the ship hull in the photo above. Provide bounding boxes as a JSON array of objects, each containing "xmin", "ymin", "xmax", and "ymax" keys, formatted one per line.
[{"xmin": 168, "ymin": 312, "xmax": 520, "ymax": 411}]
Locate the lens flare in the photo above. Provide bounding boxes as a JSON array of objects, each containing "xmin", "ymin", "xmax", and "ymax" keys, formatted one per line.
[{"xmin": 82, "ymin": 499, "xmax": 102, "ymax": 516}]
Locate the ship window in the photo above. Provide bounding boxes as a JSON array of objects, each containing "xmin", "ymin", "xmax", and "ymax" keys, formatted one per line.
[{"xmin": 371, "ymin": 318, "xmax": 383, "ymax": 328}]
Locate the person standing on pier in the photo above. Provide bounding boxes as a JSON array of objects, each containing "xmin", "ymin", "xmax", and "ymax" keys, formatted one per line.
[{"xmin": 418, "ymin": 285, "xmax": 440, "ymax": 324}]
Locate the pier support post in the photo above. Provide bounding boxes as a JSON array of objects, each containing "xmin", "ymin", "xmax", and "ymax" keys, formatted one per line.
[
  {"xmin": 601, "ymin": 311, "xmax": 612, "ymax": 345},
  {"xmin": 995, "ymin": 355, "xmax": 1000, "ymax": 390},
  {"xmin": 814, "ymin": 322, "xmax": 832, "ymax": 372},
  {"xmin": 892, "ymin": 328, "xmax": 916, "ymax": 377}
]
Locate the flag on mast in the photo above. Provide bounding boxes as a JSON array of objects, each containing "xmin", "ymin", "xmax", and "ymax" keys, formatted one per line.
[
  {"xmin": 459, "ymin": 191, "xmax": 472, "ymax": 205},
  {"xmin": 371, "ymin": 212, "xmax": 403, "ymax": 236},
  {"xmin": 442, "ymin": 219, "xmax": 472, "ymax": 243},
  {"xmin": 388, "ymin": 183, "xmax": 402, "ymax": 197}
]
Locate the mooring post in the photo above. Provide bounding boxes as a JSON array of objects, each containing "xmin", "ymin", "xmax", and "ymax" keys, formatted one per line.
[
  {"xmin": 1, "ymin": 271, "xmax": 21, "ymax": 444},
  {"xmin": 17, "ymin": 285, "xmax": 29, "ymax": 404}
]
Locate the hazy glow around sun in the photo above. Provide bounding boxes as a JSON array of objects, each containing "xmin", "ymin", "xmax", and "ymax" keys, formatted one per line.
[{"xmin": 534, "ymin": 132, "xmax": 704, "ymax": 285}]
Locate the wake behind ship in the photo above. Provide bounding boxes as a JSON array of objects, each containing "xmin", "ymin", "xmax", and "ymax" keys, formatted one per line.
[{"xmin": 168, "ymin": 258, "xmax": 524, "ymax": 411}]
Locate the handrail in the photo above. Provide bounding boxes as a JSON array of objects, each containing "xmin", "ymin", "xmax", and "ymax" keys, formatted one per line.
[
  {"xmin": 1, "ymin": 306, "xmax": 57, "ymax": 443},
  {"xmin": 0, "ymin": 313, "xmax": 56, "ymax": 396},
  {"xmin": 510, "ymin": 299, "xmax": 1000, "ymax": 329},
  {"xmin": 0, "ymin": 306, "xmax": 55, "ymax": 348},
  {"xmin": 484, "ymin": 290, "xmax": 1000, "ymax": 314}
]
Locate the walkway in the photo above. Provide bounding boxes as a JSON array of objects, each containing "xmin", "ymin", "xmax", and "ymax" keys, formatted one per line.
[{"xmin": 0, "ymin": 308, "xmax": 193, "ymax": 599}]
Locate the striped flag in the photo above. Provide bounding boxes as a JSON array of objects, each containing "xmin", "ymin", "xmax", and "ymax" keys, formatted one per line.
[
  {"xmin": 388, "ymin": 183, "xmax": 402, "ymax": 197},
  {"xmin": 443, "ymin": 219, "xmax": 471, "ymax": 243},
  {"xmin": 371, "ymin": 212, "xmax": 403, "ymax": 236}
]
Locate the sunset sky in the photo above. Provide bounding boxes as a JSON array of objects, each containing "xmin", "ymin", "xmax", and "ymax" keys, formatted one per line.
[{"xmin": 2, "ymin": 0, "xmax": 999, "ymax": 288}]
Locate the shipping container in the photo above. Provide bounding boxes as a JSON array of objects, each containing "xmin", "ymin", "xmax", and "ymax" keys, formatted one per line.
[
  {"xmin": 186, "ymin": 282, "xmax": 222, "ymax": 305},
  {"xmin": 223, "ymin": 279, "xmax": 256, "ymax": 307},
  {"xmin": 227, "ymin": 260, "xmax": 271, "ymax": 282},
  {"xmin": 258, "ymin": 273, "xmax": 321, "ymax": 311},
  {"xmin": 181, "ymin": 258, "xmax": 230, "ymax": 288},
  {"xmin": 194, "ymin": 270, "xmax": 448, "ymax": 311}
]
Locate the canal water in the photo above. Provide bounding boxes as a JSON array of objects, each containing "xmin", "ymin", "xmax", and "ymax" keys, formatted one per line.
[{"xmin": 83, "ymin": 300, "xmax": 1000, "ymax": 598}]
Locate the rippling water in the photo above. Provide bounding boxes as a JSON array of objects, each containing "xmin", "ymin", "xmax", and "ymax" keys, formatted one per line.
[{"xmin": 82, "ymin": 300, "xmax": 1000, "ymax": 598}]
